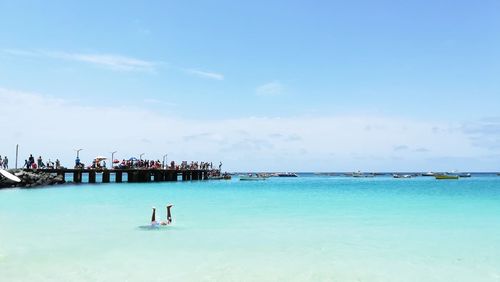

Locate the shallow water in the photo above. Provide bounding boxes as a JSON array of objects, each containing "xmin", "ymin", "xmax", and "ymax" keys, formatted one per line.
[{"xmin": 1, "ymin": 176, "xmax": 500, "ymax": 281}]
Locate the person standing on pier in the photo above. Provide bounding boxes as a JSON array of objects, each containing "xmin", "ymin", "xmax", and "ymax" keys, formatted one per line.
[
  {"xmin": 28, "ymin": 154, "xmax": 34, "ymax": 167},
  {"xmin": 37, "ymin": 156, "xmax": 43, "ymax": 168},
  {"xmin": 4, "ymin": 156, "xmax": 8, "ymax": 169}
]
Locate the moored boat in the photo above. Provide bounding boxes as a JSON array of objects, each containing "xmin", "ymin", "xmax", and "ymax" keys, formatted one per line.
[
  {"xmin": 422, "ymin": 172, "xmax": 435, "ymax": 177},
  {"xmin": 352, "ymin": 171, "xmax": 375, "ymax": 178},
  {"xmin": 239, "ymin": 174, "xmax": 267, "ymax": 181},
  {"xmin": 435, "ymin": 174, "xmax": 459, "ymax": 180},
  {"xmin": 277, "ymin": 172, "xmax": 298, "ymax": 177},
  {"xmin": 393, "ymin": 174, "xmax": 412, "ymax": 178}
]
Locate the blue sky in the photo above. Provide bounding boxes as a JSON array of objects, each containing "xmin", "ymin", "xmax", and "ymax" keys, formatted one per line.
[{"xmin": 1, "ymin": 0, "xmax": 500, "ymax": 171}]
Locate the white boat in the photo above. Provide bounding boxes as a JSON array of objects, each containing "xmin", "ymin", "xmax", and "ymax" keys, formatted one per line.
[
  {"xmin": 393, "ymin": 174, "xmax": 412, "ymax": 178},
  {"xmin": 352, "ymin": 171, "xmax": 375, "ymax": 178},
  {"xmin": 239, "ymin": 174, "xmax": 267, "ymax": 181}
]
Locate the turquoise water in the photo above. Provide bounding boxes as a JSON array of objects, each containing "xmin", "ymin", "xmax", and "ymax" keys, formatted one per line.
[{"xmin": 1, "ymin": 176, "xmax": 500, "ymax": 281}]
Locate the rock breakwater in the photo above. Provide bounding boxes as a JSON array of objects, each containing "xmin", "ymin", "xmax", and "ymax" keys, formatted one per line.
[{"xmin": 0, "ymin": 169, "xmax": 65, "ymax": 188}]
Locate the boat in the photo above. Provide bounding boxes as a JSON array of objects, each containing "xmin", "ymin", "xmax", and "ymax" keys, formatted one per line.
[
  {"xmin": 352, "ymin": 171, "xmax": 375, "ymax": 178},
  {"xmin": 208, "ymin": 176, "xmax": 224, "ymax": 180},
  {"xmin": 435, "ymin": 174, "xmax": 459, "ymax": 180},
  {"xmin": 393, "ymin": 174, "xmax": 412, "ymax": 178},
  {"xmin": 277, "ymin": 173, "xmax": 298, "ymax": 177},
  {"xmin": 457, "ymin": 173, "xmax": 471, "ymax": 178},
  {"xmin": 422, "ymin": 172, "xmax": 435, "ymax": 177},
  {"xmin": 239, "ymin": 174, "xmax": 268, "ymax": 181},
  {"xmin": 209, "ymin": 173, "xmax": 232, "ymax": 180}
]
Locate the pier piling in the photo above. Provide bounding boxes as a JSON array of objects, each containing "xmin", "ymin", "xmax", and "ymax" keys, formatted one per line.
[
  {"xmin": 88, "ymin": 171, "xmax": 96, "ymax": 183},
  {"xmin": 115, "ymin": 171, "xmax": 122, "ymax": 183},
  {"xmin": 73, "ymin": 171, "xmax": 82, "ymax": 183},
  {"xmin": 102, "ymin": 171, "xmax": 110, "ymax": 183}
]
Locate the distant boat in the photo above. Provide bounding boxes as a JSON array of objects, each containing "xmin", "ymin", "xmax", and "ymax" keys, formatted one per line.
[
  {"xmin": 393, "ymin": 174, "xmax": 412, "ymax": 178},
  {"xmin": 352, "ymin": 171, "xmax": 375, "ymax": 178},
  {"xmin": 422, "ymin": 172, "xmax": 435, "ymax": 177},
  {"xmin": 239, "ymin": 174, "xmax": 267, "ymax": 181},
  {"xmin": 435, "ymin": 174, "xmax": 459, "ymax": 180},
  {"xmin": 457, "ymin": 173, "xmax": 471, "ymax": 178},
  {"xmin": 277, "ymin": 173, "xmax": 298, "ymax": 177},
  {"xmin": 209, "ymin": 175, "xmax": 232, "ymax": 180}
]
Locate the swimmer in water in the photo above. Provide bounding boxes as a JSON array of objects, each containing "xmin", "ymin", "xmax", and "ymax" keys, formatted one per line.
[
  {"xmin": 160, "ymin": 204, "xmax": 174, "ymax": 225},
  {"xmin": 151, "ymin": 207, "xmax": 158, "ymax": 225}
]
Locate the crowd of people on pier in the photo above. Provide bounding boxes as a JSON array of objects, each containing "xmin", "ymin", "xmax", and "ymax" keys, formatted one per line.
[
  {"xmin": 0, "ymin": 153, "xmax": 62, "ymax": 170},
  {"xmin": 115, "ymin": 159, "xmax": 162, "ymax": 169},
  {"xmin": 112, "ymin": 159, "xmax": 222, "ymax": 171},
  {"xmin": 23, "ymin": 154, "xmax": 62, "ymax": 169},
  {"xmin": 178, "ymin": 161, "xmax": 221, "ymax": 170},
  {"xmin": 1, "ymin": 151, "xmax": 224, "ymax": 175},
  {"xmin": 75, "ymin": 157, "xmax": 223, "ymax": 172}
]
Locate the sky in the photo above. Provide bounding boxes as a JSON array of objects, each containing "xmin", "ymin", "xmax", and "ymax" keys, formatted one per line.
[{"xmin": 1, "ymin": 0, "xmax": 500, "ymax": 171}]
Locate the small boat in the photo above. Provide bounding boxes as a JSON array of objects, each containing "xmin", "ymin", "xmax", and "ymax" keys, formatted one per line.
[
  {"xmin": 393, "ymin": 174, "xmax": 412, "ymax": 178},
  {"xmin": 239, "ymin": 174, "xmax": 267, "ymax": 181},
  {"xmin": 209, "ymin": 174, "xmax": 232, "ymax": 180},
  {"xmin": 457, "ymin": 173, "xmax": 471, "ymax": 178},
  {"xmin": 277, "ymin": 173, "xmax": 298, "ymax": 177},
  {"xmin": 435, "ymin": 174, "xmax": 459, "ymax": 180},
  {"xmin": 352, "ymin": 171, "xmax": 375, "ymax": 178},
  {"xmin": 208, "ymin": 176, "xmax": 226, "ymax": 180},
  {"xmin": 422, "ymin": 172, "xmax": 435, "ymax": 177}
]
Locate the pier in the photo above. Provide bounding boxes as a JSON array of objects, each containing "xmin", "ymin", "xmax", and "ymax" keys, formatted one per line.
[{"xmin": 27, "ymin": 168, "xmax": 210, "ymax": 184}]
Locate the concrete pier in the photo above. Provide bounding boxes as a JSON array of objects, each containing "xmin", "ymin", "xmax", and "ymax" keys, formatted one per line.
[{"xmin": 30, "ymin": 168, "xmax": 211, "ymax": 184}]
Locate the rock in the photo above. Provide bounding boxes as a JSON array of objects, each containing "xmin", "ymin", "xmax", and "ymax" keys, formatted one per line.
[{"xmin": 0, "ymin": 169, "xmax": 67, "ymax": 189}]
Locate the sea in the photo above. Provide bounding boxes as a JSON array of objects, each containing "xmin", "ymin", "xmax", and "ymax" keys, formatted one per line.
[{"xmin": 1, "ymin": 174, "xmax": 499, "ymax": 282}]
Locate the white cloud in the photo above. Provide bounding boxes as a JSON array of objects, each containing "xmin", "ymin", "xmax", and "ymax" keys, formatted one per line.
[
  {"xmin": 393, "ymin": 145, "xmax": 409, "ymax": 151},
  {"xmin": 1, "ymin": 87, "xmax": 497, "ymax": 172},
  {"xmin": 3, "ymin": 49, "xmax": 157, "ymax": 72},
  {"xmin": 185, "ymin": 69, "xmax": 224, "ymax": 80},
  {"xmin": 3, "ymin": 49, "xmax": 39, "ymax": 57},
  {"xmin": 462, "ymin": 118, "xmax": 500, "ymax": 150},
  {"xmin": 50, "ymin": 52, "xmax": 156, "ymax": 72},
  {"xmin": 256, "ymin": 81, "xmax": 284, "ymax": 96}
]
